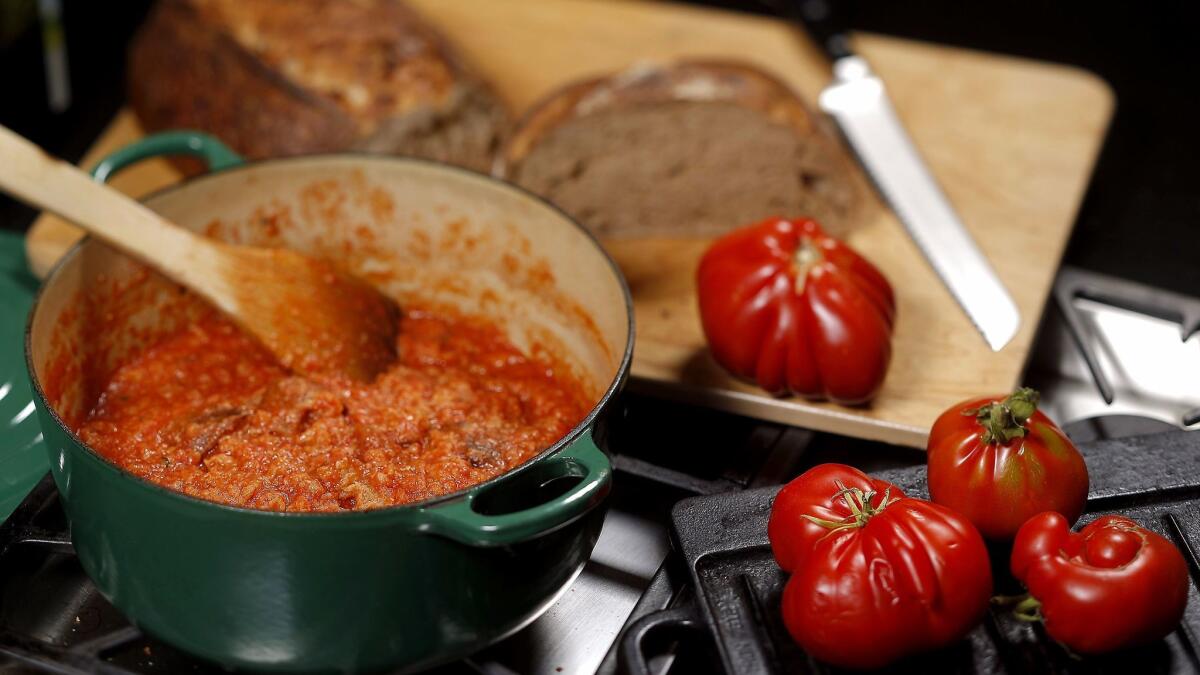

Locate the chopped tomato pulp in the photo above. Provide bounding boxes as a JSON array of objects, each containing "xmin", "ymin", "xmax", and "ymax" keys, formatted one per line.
[{"xmin": 77, "ymin": 309, "xmax": 591, "ymax": 512}]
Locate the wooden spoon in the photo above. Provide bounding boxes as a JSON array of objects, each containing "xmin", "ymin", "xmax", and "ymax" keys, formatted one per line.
[{"xmin": 0, "ymin": 125, "xmax": 398, "ymax": 382}]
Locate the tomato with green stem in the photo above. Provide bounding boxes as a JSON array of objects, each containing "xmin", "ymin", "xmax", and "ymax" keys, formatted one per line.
[
  {"xmin": 927, "ymin": 387, "xmax": 1089, "ymax": 541},
  {"xmin": 1007, "ymin": 511, "xmax": 1189, "ymax": 654},
  {"xmin": 768, "ymin": 464, "xmax": 992, "ymax": 669}
]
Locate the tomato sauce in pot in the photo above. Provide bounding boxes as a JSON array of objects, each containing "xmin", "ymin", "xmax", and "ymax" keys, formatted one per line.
[{"xmin": 76, "ymin": 308, "xmax": 591, "ymax": 512}]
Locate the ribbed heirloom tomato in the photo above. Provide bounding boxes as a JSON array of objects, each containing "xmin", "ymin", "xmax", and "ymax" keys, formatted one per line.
[
  {"xmin": 1010, "ymin": 512, "xmax": 1189, "ymax": 654},
  {"xmin": 696, "ymin": 217, "xmax": 895, "ymax": 404},
  {"xmin": 768, "ymin": 464, "xmax": 992, "ymax": 669},
  {"xmin": 927, "ymin": 387, "xmax": 1089, "ymax": 540}
]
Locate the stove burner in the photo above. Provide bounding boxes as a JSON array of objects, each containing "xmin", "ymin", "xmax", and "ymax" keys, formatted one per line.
[
  {"xmin": 1026, "ymin": 266, "xmax": 1200, "ymax": 435},
  {"xmin": 1053, "ymin": 266, "xmax": 1200, "ymax": 427}
]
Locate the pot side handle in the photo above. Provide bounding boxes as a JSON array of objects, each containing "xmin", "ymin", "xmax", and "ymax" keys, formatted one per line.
[
  {"xmin": 419, "ymin": 431, "xmax": 612, "ymax": 547},
  {"xmin": 91, "ymin": 131, "xmax": 244, "ymax": 183}
]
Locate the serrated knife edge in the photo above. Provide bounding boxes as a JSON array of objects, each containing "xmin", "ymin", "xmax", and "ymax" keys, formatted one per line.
[{"xmin": 819, "ymin": 56, "xmax": 1021, "ymax": 351}]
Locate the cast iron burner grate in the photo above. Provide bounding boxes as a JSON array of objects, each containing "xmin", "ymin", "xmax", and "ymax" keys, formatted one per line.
[
  {"xmin": 1029, "ymin": 266, "xmax": 1200, "ymax": 433},
  {"xmin": 1052, "ymin": 267, "xmax": 1200, "ymax": 425}
]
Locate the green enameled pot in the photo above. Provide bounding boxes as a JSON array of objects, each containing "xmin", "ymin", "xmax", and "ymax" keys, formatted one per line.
[{"xmin": 24, "ymin": 133, "xmax": 633, "ymax": 672}]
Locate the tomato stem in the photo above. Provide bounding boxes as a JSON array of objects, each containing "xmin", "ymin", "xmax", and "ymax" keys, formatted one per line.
[
  {"xmin": 802, "ymin": 481, "xmax": 897, "ymax": 534},
  {"xmin": 1012, "ymin": 596, "xmax": 1043, "ymax": 622},
  {"xmin": 792, "ymin": 238, "xmax": 823, "ymax": 295},
  {"xmin": 991, "ymin": 593, "xmax": 1043, "ymax": 622},
  {"xmin": 965, "ymin": 387, "xmax": 1040, "ymax": 445}
]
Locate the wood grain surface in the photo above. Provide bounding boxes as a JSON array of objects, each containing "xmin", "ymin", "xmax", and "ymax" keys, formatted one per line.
[{"xmin": 23, "ymin": 0, "xmax": 1113, "ymax": 447}]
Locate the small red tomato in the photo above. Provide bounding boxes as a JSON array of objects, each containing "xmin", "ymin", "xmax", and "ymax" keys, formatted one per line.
[
  {"xmin": 1011, "ymin": 512, "xmax": 1189, "ymax": 654},
  {"xmin": 696, "ymin": 217, "xmax": 895, "ymax": 404},
  {"xmin": 927, "ymin": 387, "xmax": 1088, "ymax": 540},
  {"xmin": 769, "ymin": 464, "xmax": 992, "ymax": 669}
]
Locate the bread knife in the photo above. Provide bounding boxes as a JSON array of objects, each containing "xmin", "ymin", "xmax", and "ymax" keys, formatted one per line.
[{"xmin": 791, "ymin": 0, "xmax": 1020, "ymax": 351}]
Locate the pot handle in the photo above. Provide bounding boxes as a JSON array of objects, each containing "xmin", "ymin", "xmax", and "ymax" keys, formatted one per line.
[
  {"xmin": 90, "ymin": 130, "xmax": 244, "ymax": 182},
  {"xmin": 419, "ymin": 431, "xmax": 612, "ymax": 547}
]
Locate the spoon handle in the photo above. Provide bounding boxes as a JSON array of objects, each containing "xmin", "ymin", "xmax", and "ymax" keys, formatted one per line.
[{"xmin": 0, "ymin": 124, "xmax": 210, "ymax": 279}]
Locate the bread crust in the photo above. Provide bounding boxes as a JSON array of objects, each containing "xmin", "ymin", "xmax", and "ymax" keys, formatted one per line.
[{"xmin": 128, "ymin": 0, "xmax": 507, "ymax": 167}]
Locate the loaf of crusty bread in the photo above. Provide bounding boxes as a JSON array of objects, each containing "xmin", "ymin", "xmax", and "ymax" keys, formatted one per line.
[
  {"xmin": 127, "ymin": 0, "xmax": 508, "ymax": 172},
  {"xmin": 498, "ymin": 61, "xmax": 865, "ymax": 238}
]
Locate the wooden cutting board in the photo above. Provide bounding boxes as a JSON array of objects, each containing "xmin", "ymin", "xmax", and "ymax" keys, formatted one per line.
[{"xmin": 23, "ymin": 0, "xmax": 1112, "ymax": 448}]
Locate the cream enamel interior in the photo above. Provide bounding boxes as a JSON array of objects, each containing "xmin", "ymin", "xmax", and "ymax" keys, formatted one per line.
[{"xmin": 29, "ymin": 156, "xmax": 631, "ymax": 433}]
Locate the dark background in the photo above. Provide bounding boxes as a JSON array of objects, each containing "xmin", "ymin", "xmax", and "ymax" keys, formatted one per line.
[{"xmin": 1, "ymin": 0, "xmax": 1197, "ymax": 295}]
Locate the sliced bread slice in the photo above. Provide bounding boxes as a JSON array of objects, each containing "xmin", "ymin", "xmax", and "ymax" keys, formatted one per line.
[{"xmin": 498, "ymin": 61, "xmax": 867, "ymax": 238}]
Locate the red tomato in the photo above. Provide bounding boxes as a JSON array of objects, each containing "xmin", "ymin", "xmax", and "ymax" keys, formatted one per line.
[
  {"xmin": 696, "ymin": 217, "xmax": 895, "ymax": 404},
  {"xmin": 768, "ymin": 463, "xmax": 903, "ymax": 573},
  {"xmin": 927, "ymin": 387, "xmax": 1088, "ymax": 540},
  {"xmin": 1010, "ymin": 512, "xmax": 1189, "ymax": 654},
  {"xmin": 768, "ymin": 464, "xmax": 992, "ymax": 669}
]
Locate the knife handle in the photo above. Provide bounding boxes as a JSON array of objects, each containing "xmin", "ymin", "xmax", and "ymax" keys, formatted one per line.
[{"xmin": 790, "ymin": 0, "xmax": 855, "ymax": 62}]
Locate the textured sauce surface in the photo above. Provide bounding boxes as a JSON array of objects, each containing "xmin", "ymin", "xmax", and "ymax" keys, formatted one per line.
[{"xmin": 76, "ymin": 308, "xmax": 590, "ymax": 512}]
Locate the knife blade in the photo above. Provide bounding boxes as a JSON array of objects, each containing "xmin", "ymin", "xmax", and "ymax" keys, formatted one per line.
[{"xmin": 791, "ymin": 1, "xmax": 1020, "ymax": 351}]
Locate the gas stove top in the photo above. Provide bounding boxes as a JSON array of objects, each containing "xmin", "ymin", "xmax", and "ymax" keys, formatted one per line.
[{"xmin": 0, "ymin": 266, "xmax": 1197, "ymax": 674}]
